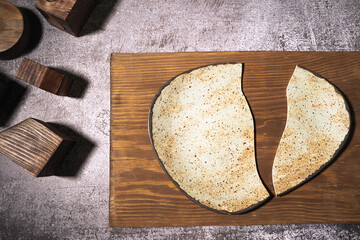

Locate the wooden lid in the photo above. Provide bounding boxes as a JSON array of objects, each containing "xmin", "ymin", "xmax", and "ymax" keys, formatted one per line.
[{"xmin": 0, "ymin": 0, "xmax": 24, "ymax": 53}]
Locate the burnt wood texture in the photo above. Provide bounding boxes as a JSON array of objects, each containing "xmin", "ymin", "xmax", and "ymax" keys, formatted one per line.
[
  {"xmin": 0, "ymin": 0, "xmax": 30, "ymax": 60},
  {"xmin": 16, "ymin": 58, "xmax": 73, "ymax": 96},
  {"xmin": 110, "ymin": 52, "xmax": 360, "ymax": 227},
  {"xmin": 0, "ymin": 118, "xmax": 74, "ymax": 177},
  {"xmin": 35, "ymin": 0, "xmax": 96, "ymax": 36}
]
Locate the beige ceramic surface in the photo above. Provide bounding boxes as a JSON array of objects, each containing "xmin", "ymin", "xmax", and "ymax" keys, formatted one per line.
[
  {"xmin": 151, "ymin": 64, "xmax": 269, "ymax": 213},
  {"xmin": 272, "ymin": 66, "xmax": 351, "ymax": 195}
]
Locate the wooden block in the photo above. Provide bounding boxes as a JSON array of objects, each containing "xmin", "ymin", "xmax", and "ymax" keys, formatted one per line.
[
  {"xmin": 15, "ymin": 58, "xmax": 73, "ymax": 96},
  {"xmin": 0, "ymin": 0, "xmax": 31, "ymax": 60},
  {"xmin": 35, "ymin": 0, "xmax": 96, "ymax": 36},
  {"xmin": 0, "ymin": 118, "xmax": 75, "ymax": 177}
]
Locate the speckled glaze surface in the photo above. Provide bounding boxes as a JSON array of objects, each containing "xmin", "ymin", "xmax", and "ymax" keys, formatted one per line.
[
  {"xmin": 272, "ymin": 66, "xmax": 351, "ymax": 196},
  {"xmin": 150, "ymin": 64, "xmax": 269, "ymax": 214},
  {"xmin": 0, "ymin": 0, "xmax": 359, "ymax": 238}
]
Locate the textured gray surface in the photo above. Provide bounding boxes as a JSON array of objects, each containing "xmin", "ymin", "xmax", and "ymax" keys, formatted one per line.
[{"xmin": 0, "ymin": 0, "xmax": 359, "ymax": 239}]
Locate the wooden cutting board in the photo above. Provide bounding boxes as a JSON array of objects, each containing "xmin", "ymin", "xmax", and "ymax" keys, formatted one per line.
[{"xmin": 110, "ymin": 52, "xmax": 360, "ymax": 227}]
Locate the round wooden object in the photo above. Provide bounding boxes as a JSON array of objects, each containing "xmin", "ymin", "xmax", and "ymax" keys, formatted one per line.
[{"xmin": 0, "ymin": 0, "xmax": 27, "ymax": 59}]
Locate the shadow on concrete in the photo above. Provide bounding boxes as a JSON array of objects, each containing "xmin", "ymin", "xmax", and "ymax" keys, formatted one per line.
[
  {"xmin": 80, "ymin": 0, "xmax": 121, "ymax": 36},
  {"xmin": 19, "ymin": 8, "xmax": 43, "ymax": 56},
  {"xmin": 54, "ymin": 68, "xmax": 89, "ymax": 98},
  {"xmin": 49, "ymin": 123, "xmax": 96, "ymax": 177},
  {"xmin": 0, "ymin": 73, "xmax": 27, "ymax": 127}
]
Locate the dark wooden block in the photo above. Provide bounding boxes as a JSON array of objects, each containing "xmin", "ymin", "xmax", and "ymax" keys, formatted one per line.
[
  {"xmin": 35, "ymin": 0, "xmax": 96, "ymax": 36},
  {"xmin": 0, "ymin": 118, "xmax": 75, "ymax": 177},
  {"xmin": 16, "ymin": 58, "xmax": 73, "ymax": 96}
]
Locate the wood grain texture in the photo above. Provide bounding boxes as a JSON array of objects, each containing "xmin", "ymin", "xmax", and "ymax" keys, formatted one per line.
[
  {"xmin": 16, "ymin": 58, "xmax": 73, "ymax": 96},
  {"xmin": 35, "ymin": 0, "xmax": 96, "ymax": 36},
  {"xmin": 0, "ymin": 0, "xmax": 30, "ymax": 60},
  {"xmin": 0, "ymin": 118, "xmax": 74, "ymax": 177},
  {"xmin": 0, "ymin": 0, "xmax": 23, "ymax": 52},
  {"xmin": 110, "ymin": 52, "xmax": 360, "ymax": 227}
]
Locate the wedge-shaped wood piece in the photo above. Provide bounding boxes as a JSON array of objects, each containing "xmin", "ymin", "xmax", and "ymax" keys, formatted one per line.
[
  {"xmin": 272, "ymin": 66, "xmax": 351, "ymax": 196},
  {"xmin": 16, "ymin": 58, "xmax": 73, "ymax": 96},
  {"xmin": 0, "ymin": 118, "xmax": 75, "ymax": 176},
  {"xmin": 35, "ymin": 0, "xmax": 96, "ymax": 36},
  {"xmin": 149, "ymin": 63, "xmax": 270, "ymax": 214}
]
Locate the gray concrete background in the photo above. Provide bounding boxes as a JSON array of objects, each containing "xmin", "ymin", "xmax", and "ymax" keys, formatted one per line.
[{"xmin": 0, "ymin": 0, "xmax": 359, "ymax": 239}]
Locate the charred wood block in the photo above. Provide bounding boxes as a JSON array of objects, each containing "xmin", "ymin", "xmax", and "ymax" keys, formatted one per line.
[
  {"xmin": 0, "ymin": 118, "xmax": 75, "ymax": 177},
  {"xmin": 35, "ymin": 0, "xmax": 96, "ymax": 36},
  {"xmin": 16, "ymin": 58, "xmax": 73, "ymax": 96}
]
